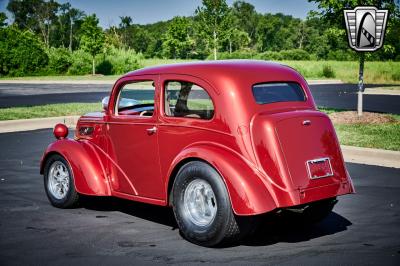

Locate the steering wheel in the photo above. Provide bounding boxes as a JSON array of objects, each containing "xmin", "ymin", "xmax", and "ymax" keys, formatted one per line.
[{"xmin": 139, "ymin": 110, "xmax": 151, "ymax": 116}]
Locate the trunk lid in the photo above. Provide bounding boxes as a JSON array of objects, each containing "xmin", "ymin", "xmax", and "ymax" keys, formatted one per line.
[{"xmin": 252, "ymin": 110, "xmax": 347, "ymax": 191}]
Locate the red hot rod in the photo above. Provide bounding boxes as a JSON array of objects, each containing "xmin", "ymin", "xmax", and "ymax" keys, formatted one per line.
[{"xmin": 41, "ymin": 60, "xmax": 354, "ymax": 246}]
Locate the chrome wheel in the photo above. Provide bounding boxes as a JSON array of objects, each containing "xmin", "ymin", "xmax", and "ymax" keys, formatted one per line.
[
  {"xmin": 183, "ymin": 179, "xmax": 217, "ymax": 227},
  {"xmin": 47, "ymin": 161, "xmax": 70, "ymax": 200}
]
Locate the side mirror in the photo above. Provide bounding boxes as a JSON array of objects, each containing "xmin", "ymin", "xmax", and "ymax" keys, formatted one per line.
[{"xmin": 102, "ymin": 96, "xmax": 109, "ymax": 111}]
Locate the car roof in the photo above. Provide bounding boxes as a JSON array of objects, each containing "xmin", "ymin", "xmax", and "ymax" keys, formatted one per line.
[{"xmin": 123, "ymin": 60, "xmax": 302, "ymax": 85}]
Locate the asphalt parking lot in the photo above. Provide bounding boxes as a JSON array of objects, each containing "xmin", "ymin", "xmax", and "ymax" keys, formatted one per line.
[{"xmin": 0, "ymin": 129, "xmax": 399, "ymax": 265}]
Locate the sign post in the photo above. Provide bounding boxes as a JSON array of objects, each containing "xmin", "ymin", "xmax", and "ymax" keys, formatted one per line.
[
  {"xmin": 357, "ymin": 53, "xmax": 364, "ymax": 116},
  {"xmin": 344, "ymin": 6, "xmax": 388, "ymax": 117}
]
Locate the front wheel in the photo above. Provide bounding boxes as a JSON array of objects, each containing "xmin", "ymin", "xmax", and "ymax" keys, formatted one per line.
[
  {"xmin": 44, "ymin": 154, "xmax": 80, "ymax": 208},
  {"xmin": 172, "ymin": 161, "xmax": 253, "ymax": 247}
]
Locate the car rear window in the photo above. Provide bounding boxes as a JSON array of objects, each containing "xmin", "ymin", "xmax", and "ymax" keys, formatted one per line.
[{"xmin": 252, "ymin": 82, "xmax": 306, "ymax": 105}]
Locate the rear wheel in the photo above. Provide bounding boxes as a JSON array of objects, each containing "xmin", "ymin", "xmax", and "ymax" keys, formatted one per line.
[
  {"xmin": 44, "ymin": 154, "xmax": 79, "ymax": 208},
  {"xmin": 172, "ymin": 161, "xmax": 253, "ymax": 247}
]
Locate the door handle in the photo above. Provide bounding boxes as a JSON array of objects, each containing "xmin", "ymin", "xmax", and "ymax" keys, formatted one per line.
[{"xmin": 146, "ymin": 126, "xmax": 157, "ymax": 134}]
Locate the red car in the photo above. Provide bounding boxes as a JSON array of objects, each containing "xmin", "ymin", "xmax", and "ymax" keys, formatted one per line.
[{"xmin": 41, "ymin": 60, "xmax": 354, "ymax": 246}]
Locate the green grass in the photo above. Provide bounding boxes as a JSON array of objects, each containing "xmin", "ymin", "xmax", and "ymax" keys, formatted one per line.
[
  {"xmin": 281, "ymin": 60, "xmax": 400, "ymax": 84},
  {"xmin": 392, "ymin": 114, "xmax": 400, "ymax": 121},
  {"xmin": 318, "ymin": 107, "xmax": 345, "ymax": 114},
  {"xmin": 319, "ymin": 108, "xmax": 400, "ymax": 151},
  {"xmin": 334, "ymin": 123, "xmax": 400, "ymax": 151},
  {"xmin": 1, "ymin": 59, "xmax": 399, "ymax": 84},
  {"xmin": 0, "ymin": 103, "xmax": 101, "ymax": 120}
]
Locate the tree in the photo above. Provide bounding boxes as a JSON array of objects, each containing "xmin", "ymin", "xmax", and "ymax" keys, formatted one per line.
[
  {"xmin": 7, "ymin": 0, "xmax": 40, "ymax": 32},
  {"xmin": 224, "ymin": 28, "xmax": 250, "ymax": 53},
  {"xmin": 162, "ymin": 16, "xmax": 193, "ymax": 59},
  {"xmin": 67, "ymin": 8, "xmax": 84, "ymax": 52},
  {"xmin": 105, "ymin": 26, "xmax": 123, "ymax": 49},
  {"xmin": 7, "ymin": 0, "xmax": 59, "ymax": 47},
  {"xmin": 222, "ymin": 10, "xmax": 250, "ymax": 53},
  {"xmin": 35, "ymin": 0, "xmax": 59, "ymax": 47},
  {"xmin": 141, "ymin": 20, "xmax": 170, "ymax": 58},
  {"xmin": 232, "ymin": 1, "xmax": 258, "ymax": 45},
  {"xmin": 57, "ymin": 3, "xmax": 84, "ymax": 51},
  {"xmin": 119, "ymin": 16, "xmax": 132, "ymax": 48},
  {"xmin": 56, "ymin": 3, "xmax": 70, "ymax": 47},
  {"xmin": 0, "ymin": 12, "xmax": 7, "ymax": 27},
  {"xmin": 195, "ymin": 0, "xmax": 231, "ymax": 60},
  {"xmin": 0, "ymin": 27, "xmax": 48, "ymax": 76},
  {"xmin": 80, "ymin": 14, "xmax": 105, "ymax": 75},
  {"xmin": 130, "ymin": 27, "xmax": 151, "ymax": 53},
  {"xmin": 256, "ymin": 13, "xmax": 299, "ymax": 52}
]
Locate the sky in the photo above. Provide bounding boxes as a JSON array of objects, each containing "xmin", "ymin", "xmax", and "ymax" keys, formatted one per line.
[{"xmin": 0, "ymin": 0, "xmax": 318, "ymax": 28}]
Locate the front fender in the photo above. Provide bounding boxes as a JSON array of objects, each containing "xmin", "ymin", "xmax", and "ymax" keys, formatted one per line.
[
  {"xmin": 167, "ymin": 142, "xmax": 277, "ymax": 216},
  {"xmin": 40, "ymin": 138, "xmax": 111, "ymax": 196}
]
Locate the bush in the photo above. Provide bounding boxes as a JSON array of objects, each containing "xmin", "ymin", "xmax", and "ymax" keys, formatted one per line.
[
  {"xmin": 326, "ymin": 50, "xmax": 356, "ymax": 61},
  {"xmin": 322, "ymin": 65, "xmax": 335, "ymax": 78},
  {"xmin": 279, "ymin": 49, "xmax": 310, "ymax": 60},
  {"xmin": 47, "ymin": 47, "xmax": 72, "ymax": 74},
  {"xmin": 0, "ymin": 27, "xmax": 48, "ymax": 76},
  {"xmin": 67, "ymin": 50, "xmax": 92, "ymax": 75},
  {"xmin": 255, "ymin": 51, "xmax": 283, "ymax": 60},
  {"xmin": 96, "ymin": 48, "xmax": 143, "ymax": 75},
  {"xmin": 217, "ymin": 49, "xmax": 311, "ymax": 61},
  {"xmin": 96, "ymin": 59, "xmax": 113, "ymax": 75},
  {"xmin": 255, "ymin": 49, "xmax": 310, "ymax": 61},
  {"xmin": 209, "ymin": 50, "xmax": 256, "ymax": 60},
  {"xmin": 392, "ymin": 72, "xmax": 400, "ymax": 81}
]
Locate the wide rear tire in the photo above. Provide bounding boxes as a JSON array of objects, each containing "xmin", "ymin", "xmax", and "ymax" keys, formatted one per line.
[{"xmin": 172, "ymin": 161, "xmax": 254, "ymax": 247}]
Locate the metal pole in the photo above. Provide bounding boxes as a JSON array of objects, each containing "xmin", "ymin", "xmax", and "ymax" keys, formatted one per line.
[{"xmin": 357, "ymin": 53, "xmax": 365, "ymax": 116}]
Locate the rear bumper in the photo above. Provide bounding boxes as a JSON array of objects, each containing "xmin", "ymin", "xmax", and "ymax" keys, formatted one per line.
[
  {"xmin": 297, "ymin": 179, "xmax": 354, "ymax": 206},
  {"xmin": 249, "ymin": 175, "xmax": 354, "ymax": 216}
]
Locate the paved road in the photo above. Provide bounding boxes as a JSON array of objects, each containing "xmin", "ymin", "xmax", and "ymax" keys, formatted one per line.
[
  {"xmin": 0, "ymin": 83, "xmax": 110, "ymax": 108},
  {"xmin": 0, "ymin": 83, "xmax": 399, "ymax": 114},
  {"xmin": 0, "ymin": 129, "xmax": 399, "ymax": 265},
  {"xmin": 310, "ymin": 84, "xmax": 400, "ymax": 114}
]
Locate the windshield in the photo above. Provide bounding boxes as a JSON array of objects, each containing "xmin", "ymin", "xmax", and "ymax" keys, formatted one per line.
[{"xmin": 252, "ymin": 82, "xmax": 306, "ymax": 105}]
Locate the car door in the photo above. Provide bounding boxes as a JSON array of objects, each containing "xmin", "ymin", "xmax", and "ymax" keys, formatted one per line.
[
  {"xmin": 106, "ymin": 75, "xmax": 164, "ymax": 200},
  {"xmin": 157, "ymin": 74, "xmax": 221, "ymax": 180}
]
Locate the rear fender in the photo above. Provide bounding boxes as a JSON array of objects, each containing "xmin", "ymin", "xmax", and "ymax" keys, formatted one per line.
[
  {"xmin": 40, "ymin": 139, "xmax": 111, "ymax": 196},
  {"xmin": 167, "ymin": 143, "xmax": 277, "ymax": 215}
]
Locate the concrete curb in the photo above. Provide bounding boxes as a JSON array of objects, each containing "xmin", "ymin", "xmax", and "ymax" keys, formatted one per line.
[
  {"xmin": 307, "ymin": 79, "xmax": 344, "ymax": 85},
  {"xmin": 0, "ymin": 116, "xmax": 398, "ymax": 169},
  {"xmin": 341, "ymin": 145, "xmax": 400, "ymax": 169},
  {"xmin": 0, "ymin": 116, "xmax": 80, "ymax": 133},
  {"xmin": 364, "ymin": 88, "xmax": 400, "ymax": 96}
]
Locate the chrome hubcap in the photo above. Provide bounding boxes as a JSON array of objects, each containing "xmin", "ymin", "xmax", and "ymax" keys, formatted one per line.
[
  {"xmin": 48, "ymin": 161, "xmax": 70, "ymax": 200},
  {"xmin": 183, "ymin": 179, "xmax": 217, "ymax": 227}
]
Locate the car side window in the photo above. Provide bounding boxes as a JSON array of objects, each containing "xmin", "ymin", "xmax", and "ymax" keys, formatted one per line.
[
  {"xmin": 164, "ymin": 80, "xmax": 214, "ymax": 120},
  {"xmin": 116, "ymin": 80, "xmax": 155, "ymax": 116}
]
